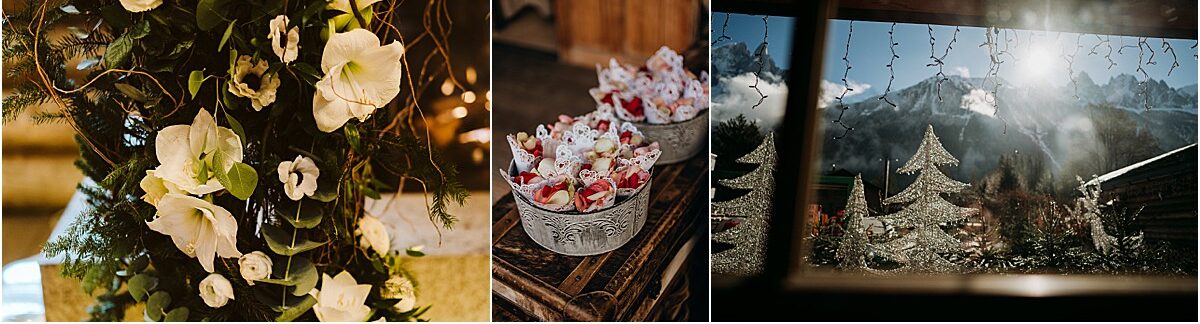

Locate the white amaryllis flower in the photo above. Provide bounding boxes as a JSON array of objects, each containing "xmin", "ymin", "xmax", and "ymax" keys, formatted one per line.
[
  {"xmin": 355, "ymin": 215, "xmax": 390, "ymax": 255},
  {"xmin": 312, "ymin": 29, "xmax": 404, "ymax": 132},
  {"xmin": 147, "ymin": 193, "xmax": 243, "ymax": 273},
  {"xmin": 139, "ymin": 170, "xmax": 182, "ymax": 207},
  {"xmin": 277, "ymin": 155, "xmax": 320, "ymax": 201},
  {"xmin": 312, "ymin": 271, "xmax": 372, "ymax": 322},
  {"xmin": 199, "ymin": 273, "xmax": 235, "ymax": 308},
  {"xmin": 269, "ymin": 15, "xmax": 300, "ymax": 64},
  {"xmin": 381, "ymin": 274, "xmax": 417, "ymax": 312},
  {"xmin": 327, "ymin": 0, "xmax": 382, "ymax": 13},
  {"xmin": 154, "ymin": 109, "xmax": 242, "ymax": 195},
  {"xmin": 228, "ymin": 55, "xmax": 281, "ymax": 111},
  {"xmin": 238, "ymin": 251, "xmax": 273, "ymax": 285},
  {"xmin": 119, "ymin": 0, "xmax": 161, "ymax": 12}
]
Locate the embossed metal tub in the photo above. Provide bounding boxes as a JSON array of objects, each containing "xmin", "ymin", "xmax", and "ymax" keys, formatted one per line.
[
  {"xmin": 509, "ymin": 163, "xmax": 651, "ymax": 256},
  {"xmin": 632, "ymin": 110, "xmax": 709, "ymax": 165}
]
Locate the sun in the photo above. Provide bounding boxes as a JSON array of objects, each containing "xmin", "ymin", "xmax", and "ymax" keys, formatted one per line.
[{"xmin": 1020, "ymin": 44, "xmax": 1057, "ymax": 78}]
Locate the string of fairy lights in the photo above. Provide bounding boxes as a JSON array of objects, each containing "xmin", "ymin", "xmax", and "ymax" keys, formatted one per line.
[
  {"xmin": 1064, "ymin": 33, "xmax": 1083, "ymax": 100},
  {"xmin": 713, "ymin": 13, "xmax": 732, "ymax": 45},
  {"xmin": 878, "ymin": 23, "xmax": 899, "ymax": 109},
  {"xmin": 927, "ymin": 25, "xmax": 960, "ymax": 103},
  {"xmin": 749, "ymin": 15, "xmax": 770, "ymax": 109},
  {"xmin": 831, "ymin": 20, "xmax": 855, "ymax": 139},
  {"xmin": 980, "ymin": 27, "xmax": 1010, "ymax": 134},
  {"xmin": 1087, "ymin": 35, "xmax": 1117, "ymax": 70}
]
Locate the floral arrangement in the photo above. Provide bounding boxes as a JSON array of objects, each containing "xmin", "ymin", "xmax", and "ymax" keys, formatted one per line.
[
  {"xmin": 503, "ymin": 105, "xmax": 661, "ymax": 212},
  {"xmin": 588, "ymin": 46, "xmax": 710, "ymax": 124},
  {"xmin": 4, "ymin": 0, "xmax": 468, "ymax": 321}
]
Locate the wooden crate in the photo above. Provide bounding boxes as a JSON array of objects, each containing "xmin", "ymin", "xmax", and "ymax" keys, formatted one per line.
[
  {"xmin": 554, "ymin": 0, "xmax": 701, "ymax": 67},
  {"xmin": 491, "ymin": 155, "xmax": 708, "ymax": 321}
]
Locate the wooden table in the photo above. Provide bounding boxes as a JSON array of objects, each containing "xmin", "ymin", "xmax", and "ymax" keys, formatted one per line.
[{"xmin": 491, "ymin": 154, "xmax": 708, "ymax": 321}]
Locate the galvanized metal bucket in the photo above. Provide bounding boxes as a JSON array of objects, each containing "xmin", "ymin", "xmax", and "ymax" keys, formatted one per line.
[
  {"xmin": 509, "ymin": 163, "xmax": 651, "ymax": 256},
  {"xmin": 632, "ymin": 110, "xmax": 708, "ymax": 165}
]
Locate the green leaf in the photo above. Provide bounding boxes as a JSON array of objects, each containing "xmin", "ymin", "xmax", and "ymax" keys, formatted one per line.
[
  {"xmin": 145, "ymin": 291, "xmax": 171, "ymax": 321},
  {"xmin": 406, "ymin": 249, "xmax": 426, "ymax": 257},
  {"xmin": 274, "ymin": 295, "xmax": 316, "ymax": 322},
  {"xmin": 363, "ymin": 186, "xmax": 380, "ymax": 200},
  {"xmin": 216, "ymin": 161, "xmax": 257, "ymax": 200},
  {"xmin": 276, "ymin": 203, "xmax": 323, "ymax": 229},
  {"xmin": 344, "ymin": 123, "xmax": 361, "ymax": 151},
  {"xmin": 129, "ymin": 20, "xmax": 151, "ymax": 39},
  {"xmin": 114, "ymin": 83, "xmax": 147, "ymax": 102},
  {"xmin": 104, "ymin": 34, "xmax": 133, "ymax": 68},
  {"xmin": 196, "ymin": 0, "xmax": 231, "ymax": 31},
  {"xmin": 218, "ymin": 19, "xmax": 237, "ymax": 51},
  {"xmin": 128, "ymin": 273, "xmax": 157, "ymax": 302},
  {"xmin": 310, "ymin": 188, "xmax": 338, "ymax": 202},
  {"xmin": 188, "ymin": 71, "xmax": 204, "ymax": 99},
  {"xmin": 260, "ymin": 257, "xmax": 318, "ymax": 297},
  {"xmin": 163, "ymin": 307, "xmax": 189, "ymax": 322},
  {"xmin": 223, "ymin": 113, "xmax": 247, "ymax": 144},
  {"xmin": 262, "ymin": 225, "xmax": 327, "ymax": 256}
]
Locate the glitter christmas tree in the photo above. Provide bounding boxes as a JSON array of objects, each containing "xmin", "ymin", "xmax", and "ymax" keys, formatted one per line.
[
  {"xmin": 837, "ymin": 174, "xmax": 870, "ymax": 271},
  {"xmin": 877, "ymin": 125, "xmax": 977, "ymax": 273},
  {"xmin": 712, "ymin": 133, "xmax": 775, "ymax": 276}
]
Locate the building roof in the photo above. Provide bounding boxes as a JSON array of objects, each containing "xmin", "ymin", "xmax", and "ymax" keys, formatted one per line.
[{"xmin": 1086, "ymin": 143, "xmax": 1198, "ymax": 187}]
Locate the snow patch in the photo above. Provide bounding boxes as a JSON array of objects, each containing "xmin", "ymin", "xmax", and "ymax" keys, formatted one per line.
[{"xmin": 959, "ymin": 89, "xmax": 996, "ymax": 117}]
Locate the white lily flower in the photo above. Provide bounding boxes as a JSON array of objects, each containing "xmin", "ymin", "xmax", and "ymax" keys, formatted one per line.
[
  {"xmin": 312, "ymin": 271, "xmax": 372, "ymax": 322},
  {"xmin": 154, "ymin": 109, "xmax": 243, "ymax": 195},
  {"xmin": 277, "ymin": 155, "xmax": 320, "ymax": 201},
  {"xmin": 312, "ymin": 29, "xmax": 404, "ymax": 132},
  {"xmin": 228, "ymin": 56, "xmax": 281, "ymax": 111},
  {"xmin": 269, "ymin": 15, "xmax": 300, "ymax": 64},
  {"xmin": 119, "ymin": 0, "xmax": 161, "ymax": 12},
  {"xmin": 147, "ymin": 193, "xmax": 243, "ymax": 273},
  {"xmin": 238, "ymin": 251, "xmax": 273, "ymax": 285},
  {"xmin": 199, "ymin": 273, "xmax": 235, "ymax": 308},
  {"xmin": 356, "ymin": 215, "xmax": 390, "ymax": 255},
  {"xmin": 139, "ymin": 170, "xmax": 182, "ymax": 207}
]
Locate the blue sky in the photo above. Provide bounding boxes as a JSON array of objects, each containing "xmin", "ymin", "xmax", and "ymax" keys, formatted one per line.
[
  {"xmin": 713, "ymin": 13, "xmax": 795, "ymax": 69},
  {"xmin": 821, "ymin": 20, "xmax": 1198, "ymax": 94}
]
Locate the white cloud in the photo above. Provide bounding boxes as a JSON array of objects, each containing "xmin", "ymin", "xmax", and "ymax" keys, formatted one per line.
[
  {"xmin": 959, "ymin": 89, "xmax": 996, "ymax": 116},
  {"xmin": 954, "ymin": 66, "xmax": 971, "ymax": 78},
  {"xmin": 817, "ymin": 79, "xmax": 872, "ymax": 109},
  {"xmin": 712, "ymin": 73, "xmax": 789, "ymax": 129}
]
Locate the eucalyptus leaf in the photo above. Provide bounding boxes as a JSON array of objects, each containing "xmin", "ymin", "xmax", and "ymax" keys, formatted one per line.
[
  {"xmin": 275, "ymin": 203, "xmax": 323, "ymax": 229},
  {"xmin": 128, "ymin": 273, "xmax": 156, "ymax": 302},
  {"xmin": 188, "ymin": 70, "xmax": 204, "ymax": 98},
  {"xmin": 260, "ymin": 257, "xmax": 317, "ymax": 296},
  {"xmin": 196, "ymin": 0, "xmax": 231, "ymax": 31},
  {"xmin": 218, "ymin": 20, "xmax": 237, "ymax": 51},
  {"xmin": 262, "ymin": 225, "xmax": 327, "ymax": 256},
  {"xmin": 216, "ymin": 161, "xmax": 257, "ymax": 200},
  {"xmin": 310, "ymin": 188, "xmax": 338, "ymax": 202},
  {"xmin": 223, "ymin": 113, "xmax": 247, "ymax": 144},
  {"xmin": 146, "ymin": 291, "xmax": 171, "ymax": 321},
  {"xmin": 103, "ymin": 34, "xmax": 133, "ymax": 68},
  {"xmin": 114, "ymin": 83, "xmax": 148, "ymax": 102},
  {"xmin": 274, "ymin": 294, "xmax": 316, "ymax": 322},
  {"xmin": 163, "ymin": 307, "xmax": 189, "ymax": 322}
]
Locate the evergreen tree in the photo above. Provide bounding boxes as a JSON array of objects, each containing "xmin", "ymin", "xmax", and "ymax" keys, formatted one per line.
[{"xmin": 878, "ymin": 125, "xmax": 978, "ymax": 273}]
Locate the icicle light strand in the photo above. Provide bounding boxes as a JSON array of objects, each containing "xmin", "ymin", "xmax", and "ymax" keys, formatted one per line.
[
  {"xmin": 832, "ymin": 20, "xmax": 855, "ymax": 140},
  {"xmin": 1136, "ymin": 37, "xmax": 1154, "ymax": 111},
  {"xmin": 1161, "ymin": 38, "xmax": 1179, "ymax": 76},
  {"xmin": 1064, "ymin": 34, "xmax": 1082, "ymax": 101},
  {"xmin": 712, "ymin": 13, "xmax": 732, "ymax": 45},
  {"xmin": 748, "ymin": 15, "xmax": 769, "ymax": 109},
  {"xmin": 879, "ymin": 22, "xmax": 899, "ymax": 109},
  {"xmin": 926, "ymin": 25, "xmax": 959, "ymax": 102}
]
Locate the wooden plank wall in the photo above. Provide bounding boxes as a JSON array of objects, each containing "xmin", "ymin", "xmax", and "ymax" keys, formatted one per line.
[{"xmin": 555, "ymin": 0, "xmax": 701, "ymax": 67}]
